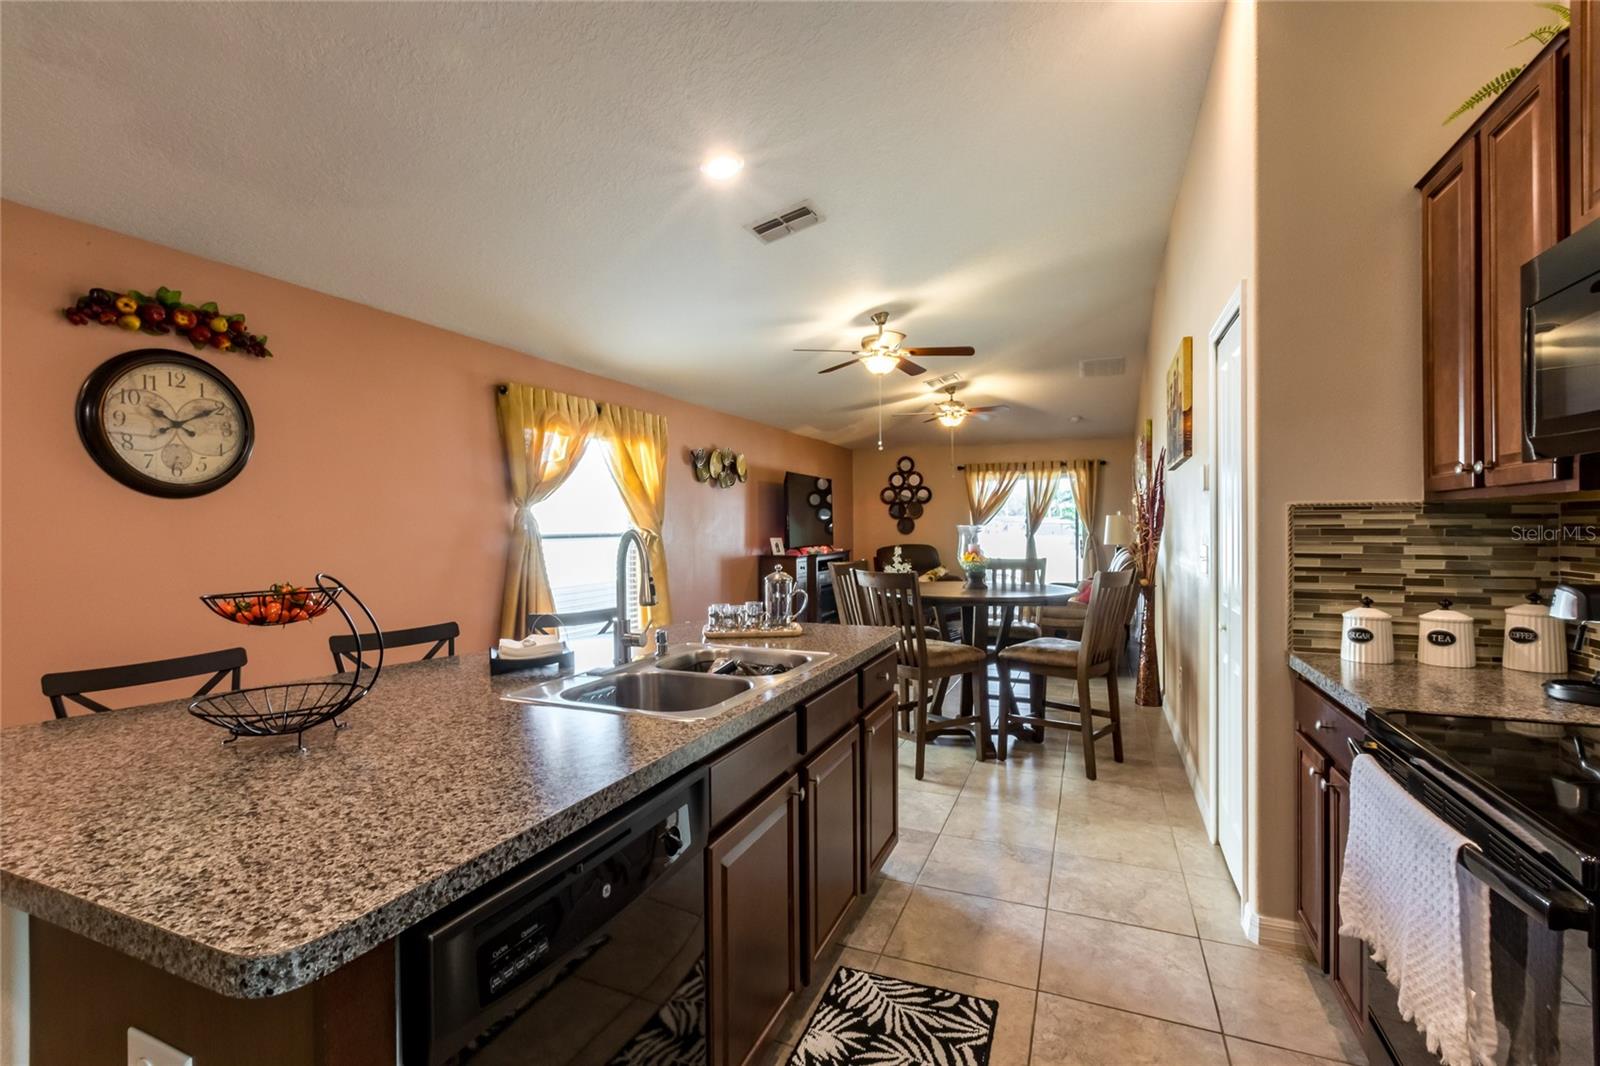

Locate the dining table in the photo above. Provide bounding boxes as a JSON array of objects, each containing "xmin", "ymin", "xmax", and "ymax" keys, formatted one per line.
[{"xmin": 918, "ymin": 580, "xmax": 1079, "ymax": 743}]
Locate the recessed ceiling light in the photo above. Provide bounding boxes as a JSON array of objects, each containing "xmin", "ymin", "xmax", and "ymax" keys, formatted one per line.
[{"xmin": 700, "ymin": 154, "xmax": 744, "ymax": 181}]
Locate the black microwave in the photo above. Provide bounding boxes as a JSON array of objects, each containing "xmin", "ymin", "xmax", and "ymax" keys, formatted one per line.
[{"xmin": 1523, "ymin": 216, "xmax": 1600, "ymax": 457}]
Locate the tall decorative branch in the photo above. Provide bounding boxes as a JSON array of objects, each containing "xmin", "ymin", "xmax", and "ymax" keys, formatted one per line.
[{"xmin": 1133, "ymin": 447, "xmax": 1166, "ymax": 706}]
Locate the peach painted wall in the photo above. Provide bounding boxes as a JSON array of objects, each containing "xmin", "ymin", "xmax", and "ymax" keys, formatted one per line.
[
  {"xmin": 850, "ymin": 438, "xmax": 1133, "ymax": 577},
  {"xmin": 0, "ymin": 202, "xmax": 852, "ymax": 726}
]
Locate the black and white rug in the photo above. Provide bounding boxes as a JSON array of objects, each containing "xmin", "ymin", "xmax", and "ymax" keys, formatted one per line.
[{"xmin": 787, "ymin": 967, "xmax": 1000, "ymax": 1066}]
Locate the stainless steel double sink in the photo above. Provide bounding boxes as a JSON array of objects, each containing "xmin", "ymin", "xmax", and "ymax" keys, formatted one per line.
[{"xmin": 502, "ymin": 643, "xmax": 832, "ymax": 721}]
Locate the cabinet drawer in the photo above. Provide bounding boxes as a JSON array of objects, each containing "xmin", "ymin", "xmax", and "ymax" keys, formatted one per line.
[
  {"xmin": 1293, "ymin": 678, "xmax": 1363, "ymax": 774},
  {"xmin": 800, "ymin": 675, "xmax": 858, "ymax": 756},
  {"xmin": 859, "ymin": 650, "xmax": 897, "ymax": 711},
  {"xmin": 708, "ymin": 711, "xmax": 799, "ymax": 829}
]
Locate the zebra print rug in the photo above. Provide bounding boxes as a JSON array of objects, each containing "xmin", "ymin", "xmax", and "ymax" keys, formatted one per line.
[{"xmin": 788, "ymin": 967, "xmax": 999, "ymax": 1066}]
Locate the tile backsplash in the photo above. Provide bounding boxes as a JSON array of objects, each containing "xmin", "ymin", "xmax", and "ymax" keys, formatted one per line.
[{"xmin": 1289, "ymin": 499, "xmax": 1600, "ymax": 671}]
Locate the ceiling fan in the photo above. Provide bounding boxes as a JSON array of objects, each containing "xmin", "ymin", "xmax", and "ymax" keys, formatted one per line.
[
  {"xmin": 797, "ymin": 311, "xmax": 975, "ymax": 376},
  {"xmin": 899, "ymin": 385, "xmax": 1011, "ymax": 428}
]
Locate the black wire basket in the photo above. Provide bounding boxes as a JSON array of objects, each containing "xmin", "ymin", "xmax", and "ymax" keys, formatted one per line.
[{"xmin": 190, "ymin": 573, "xmax": 382, "ymax": 751}]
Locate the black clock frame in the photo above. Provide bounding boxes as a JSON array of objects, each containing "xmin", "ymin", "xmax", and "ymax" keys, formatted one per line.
[{"xmin": 75, "ymin": 348, "xmax": 255, "ymax": 499}]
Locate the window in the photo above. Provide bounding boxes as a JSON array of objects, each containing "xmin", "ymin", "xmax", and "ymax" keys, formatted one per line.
[
  {"xmin": 530, "ymin": 442, "xmax": 641, "ymax": 634},
  {"xmin": 980, "ymin": 478, "xmax": 1083, "ymax": 583}
]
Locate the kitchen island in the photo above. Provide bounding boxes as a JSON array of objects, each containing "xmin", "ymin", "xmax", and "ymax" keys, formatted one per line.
[{"xmin": 1, "ymin": 621, "xmax": 899, "ymax": 1064}]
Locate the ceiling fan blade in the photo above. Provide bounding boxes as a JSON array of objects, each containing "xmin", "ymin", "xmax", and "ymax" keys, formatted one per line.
[
  {"xmin": 817, "ymin": 360, "xmax": 859, "ymax": 374},
  {"xmin": 794, "ymin": 348, "xmax": 861, "ymax": 354},
  {"xmin": 896, "ymin": 359, "xmax": 928, "ymax": 376},
  {"xmin": 965, "ymin": 404, "xmax": 1011, "ymax": 413},
  {"xmin": 901, "ymin": 346, "xmax": 975, "ymax": 357}
]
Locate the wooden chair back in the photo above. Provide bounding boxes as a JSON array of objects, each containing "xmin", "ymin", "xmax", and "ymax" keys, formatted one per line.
[
  {"xmin": 856, "ymin": 570, "xmax": 929, "ymax": 671},
  {"xmin": 985, "ymin": 557, "xmax": 1046, "ymax": 626},
  {"xmin": 1080, "ymin": 568, "xmax": 1138, "ymax": 669},
  {"xmin": 330, "ymin": 621, "xmax": 458, "ymax": 672},
  {"xmin": 528, "ymin": 608, "xmax": 617, "ymax": 636},
  {"xmin": 828, "ymin": 559, "xmax": 870, "ymax": 626},
  {"xmin": 42, "ymin": 648, "xmax": 247, "ymax": 719}
]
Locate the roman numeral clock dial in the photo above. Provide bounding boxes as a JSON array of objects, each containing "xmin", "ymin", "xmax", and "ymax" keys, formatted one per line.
[{"xmin": 76, "ymin": 350, "xmax": 255, "ymax": 498}]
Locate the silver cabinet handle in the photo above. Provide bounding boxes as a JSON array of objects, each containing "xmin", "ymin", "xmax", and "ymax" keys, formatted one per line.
[
  {"xmin": 1313, "ymin": 720, "xmax": 1333, "ymax": 731},
  {"xmin": 1319, "ymin": 778, "xmax": 1329, "ymax": 793},
  {"xmin": 1473, "ymin": 460, "xmax": 1485, "ymax": 474},
  {"xmin": 1454, "ymin": 461, "xmax": 1467, "ymax": 474},
  {"xmin": 1307, "ymin": 765, "xmax": 1321, "ymax": 779}
]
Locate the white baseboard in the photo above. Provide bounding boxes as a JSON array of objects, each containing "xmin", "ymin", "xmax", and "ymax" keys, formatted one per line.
[
  {"xmin": 1159, "ymin": 701, "xmax": 1216, "ymax": 839},
  {"xmin": 1244, "ymin": 903, "xmax": 1312, "ymax": 958}
]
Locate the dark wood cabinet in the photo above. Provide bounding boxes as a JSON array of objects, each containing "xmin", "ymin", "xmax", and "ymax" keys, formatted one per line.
[
  {"xmin": 861, "ymin": 696, "xmax": 898, "ymax": 882},
  {"xmin": 1574, "ymin": 0, "xmax": 1600, "ymax": 229},
  {"xmin": 804, "ymin": 725, "xmax": 862, "ymax": 972},
  {"xmin": 1326, "ymin": 762, "xmax": 1363, "ymax": 1026},
  {"xmin": 1419, "ymin": 39, "xmax": 1578, "ymax": 497},
  {"xmin": 1482, "ymin": 50, "xmax": 1565, "ymax": 487},
  {"xmin": 1295, "ymin": 729, "xmax": 1329, "ymax": 961},
  {"xmin": 1421, "ymin": 137, "xmax": 1481, "ymax": 494},
  {"xmin": 756, "ymin": 551, "xmax": 849, "ymax": 623},
  {"xmin": 1292, "ymin": 677, "xmax": 1366, "ymax": 1034},
  {"xmin": 704, "ymin": 650, "xmax": 900, "ymax": 1066},
  {"xmin": 707, "ymin": 776, "xmax": 804, "ymax": 1066}
]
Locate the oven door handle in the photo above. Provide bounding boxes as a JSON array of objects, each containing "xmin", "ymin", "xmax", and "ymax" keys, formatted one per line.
[{"xmin": 1457, "ymin": 844, "xmax": 1593, "ymax": 932}]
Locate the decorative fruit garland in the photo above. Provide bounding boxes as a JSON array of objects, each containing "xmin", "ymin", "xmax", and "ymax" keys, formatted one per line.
[{"xmin": 61, "ymin": 286, "xmax": 272, "ymax": 358}]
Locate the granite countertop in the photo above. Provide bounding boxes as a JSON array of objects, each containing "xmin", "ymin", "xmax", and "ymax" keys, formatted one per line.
[
  {"xmin": 0, "ymin": 621, "xmax": 896, "ymax": 999},
  {"xmin": 1290, "ymin": 652, "xmax": 1600, "ymax": 726}
]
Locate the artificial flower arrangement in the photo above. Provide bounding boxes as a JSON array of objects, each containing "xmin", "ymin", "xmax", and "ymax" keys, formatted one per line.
[
  {"xmin": 883, "ymin": 546, "xmax": 917, "ymax": 574},
  {"xmin": 61, "ymin": 286, "xmax": 272, "ymax": 358}
]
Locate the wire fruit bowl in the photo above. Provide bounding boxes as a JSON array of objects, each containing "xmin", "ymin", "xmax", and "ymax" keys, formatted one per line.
[
  {"xmin": 201, "ymin": 583, "xmax": 338, "ymax": 625},
  {"xmin": 190, "ymin": 574, "xmax": 382, "ymax": 751}
]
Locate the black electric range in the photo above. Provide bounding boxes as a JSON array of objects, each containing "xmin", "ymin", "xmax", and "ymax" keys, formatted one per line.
[{"xmin": 1362, "ymin": 710, "xmax": 1598, "ymax": 1065}]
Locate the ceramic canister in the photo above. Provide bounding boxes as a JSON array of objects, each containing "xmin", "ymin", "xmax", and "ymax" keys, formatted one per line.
[
  {"xmin": 1341, "ymin": 597, "xmax": 1394, "ymax": 664},
  {"xmin": 1417, "ymin": 599, "xmax": 1476, "ymax": 668},
  {"xmin": 1502, "ymin": 592, "xmax": 1568, "ymax": 674}
]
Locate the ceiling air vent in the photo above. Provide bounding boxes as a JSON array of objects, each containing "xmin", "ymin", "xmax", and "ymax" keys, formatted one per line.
[
  {"xmin": 1079, "ymin": 356, "xmax": 1126, "ymax": 379},
  {"xmin": 749, "ymin": 201, "xmax": 823, "ymax": 243}
]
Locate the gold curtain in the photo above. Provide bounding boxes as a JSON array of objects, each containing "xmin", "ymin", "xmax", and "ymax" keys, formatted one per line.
[
  {"xmin": 599, "ymin": 402, "xmax": 672, "ymax": 629},
  {"xmin": 1022, "ymin": 461, "xmax": 1062, "ymax": 561},
  {"xmin": 1064, "ymin": 458, "xmax": 1101, "ymax": 579},
  {"xmin": 964, "ymin": 462, "xmax": 1021, "ymax": 525},
  {"xmin": 497, "ymin": 384, "xmax": 600, "ymax": 638}
]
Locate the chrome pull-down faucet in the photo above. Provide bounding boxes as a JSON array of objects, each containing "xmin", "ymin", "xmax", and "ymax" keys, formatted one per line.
[{"xmin": 613, "ymin": 529, "xmax": 658, "ymax": 666}]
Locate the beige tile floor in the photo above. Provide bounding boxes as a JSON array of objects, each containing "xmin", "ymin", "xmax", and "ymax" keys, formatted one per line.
[{"xmin": 762, "ymin": 675, "xmax": 1367, "ymax": 1066}]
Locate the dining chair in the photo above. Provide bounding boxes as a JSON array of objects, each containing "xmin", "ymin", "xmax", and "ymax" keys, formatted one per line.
[
  {"xmin": 827, "ymin": 559, "xmax": 870, "ymax": 625},
  {"xmin": 857, "ymin": 570, "xmax": 990, "ymax": 780},
  {"xmin": 994, "ymin": 567, "xmax": 1139, "ymax": 779},
  {"xmin": 42, "ymin": 647, "xmax": 247, "ymax": 719},
  {"xmin": 330, "ymin": 621, "xmax": 459, "ymax": 672},
  {"xmin": 528, "ymin": 608, "xmax": 618, "ymax": 636},
  {"xmin": 981, "ymin": 557, "xmax": 1047, "ymax": 649}
]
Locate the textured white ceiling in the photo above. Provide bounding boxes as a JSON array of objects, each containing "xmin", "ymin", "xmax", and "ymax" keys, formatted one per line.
[{"xmin": 3, "ymin": 1, "xmax": 1222, "ymax": 448}]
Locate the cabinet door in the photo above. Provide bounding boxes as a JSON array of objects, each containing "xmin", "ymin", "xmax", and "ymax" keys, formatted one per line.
[
  {"xmin": 1421, "ymin": 137, "xmax": 1482, "ymax": 493},
  {"xmin": 1575, "ymin": 1, "xmax": 1600, "ymax": 230},
  {"xmin": 804, "ymin": 725, "xmax": 862, "ymax": 972},
  {"xmin": 708, "ymin": 776, "xmax": 803, "ymax": 1066},
  {"xmin": 1482, "ymin": 50, "xmax": 1566, "ymax": 487},
  {"xmin": 1326, "ymin": 763, "xmax": 1364, "ymax": 1029},
  {"xmin": 861, "ymin": 696, "xmax": 898, "ymax": 883},
  {"xmin": 1295, "ymin": 731, "xmax": 1329, "ymax": 967}
]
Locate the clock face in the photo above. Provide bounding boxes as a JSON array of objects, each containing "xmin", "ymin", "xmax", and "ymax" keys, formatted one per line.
[{"xmin": 77, "ymin": 350, "xmax": 254, "ymax": 497}]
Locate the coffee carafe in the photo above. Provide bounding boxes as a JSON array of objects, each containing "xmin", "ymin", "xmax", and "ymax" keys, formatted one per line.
[{"xmin": 762, "ymin": 565, "xmax": 808, "ymax": 627}]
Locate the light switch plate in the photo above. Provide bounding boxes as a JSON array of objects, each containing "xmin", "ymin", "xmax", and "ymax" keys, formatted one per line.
[{"xmin": 128, "ymin": 1028, "xmax": 193, "ymax": 1066}]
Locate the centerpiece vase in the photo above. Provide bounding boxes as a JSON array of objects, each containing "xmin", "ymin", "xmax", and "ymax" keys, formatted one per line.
[{"xmin": 957, "ymin": 524, "xmax": 988, "ymax": 589}]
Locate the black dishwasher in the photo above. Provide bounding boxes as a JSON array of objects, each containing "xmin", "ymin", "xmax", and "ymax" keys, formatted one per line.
[{"xmin": 400, "ymin": 769, "xmax": 707, "ymax": 1066}]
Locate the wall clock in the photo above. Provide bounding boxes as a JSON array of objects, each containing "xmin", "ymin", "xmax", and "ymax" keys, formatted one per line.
[{"xmin": 76, "ymin": 349, "xmax": 254, "ymax": 498}]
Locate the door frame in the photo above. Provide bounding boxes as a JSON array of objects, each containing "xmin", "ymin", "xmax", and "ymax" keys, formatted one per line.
[{"xmin": 1207, "ymin": 282, "xmax": 1249, "ymax": 890}]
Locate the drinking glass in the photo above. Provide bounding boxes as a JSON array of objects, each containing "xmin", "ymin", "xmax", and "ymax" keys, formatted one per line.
[{"xmin": 741, "ymin": 601, "xmax": 766, "ymax": 630}]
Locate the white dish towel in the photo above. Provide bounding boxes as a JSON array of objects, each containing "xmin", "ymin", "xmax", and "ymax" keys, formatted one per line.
[{"xmin": 1339, "ymin": 753, "xmax": 1495, "ymax": 1066}]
